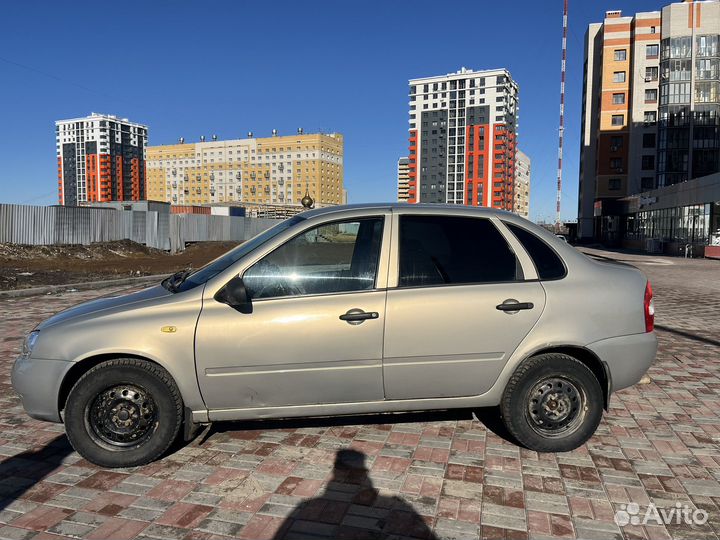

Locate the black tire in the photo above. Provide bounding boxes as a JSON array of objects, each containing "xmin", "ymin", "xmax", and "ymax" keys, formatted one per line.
[
  {"xmin": 500, "ymin": 353, "xmax": 603, "ymax": 452},
  {"xmin": 64, "ymin": 358, "xmax": 183, "ymax": 468}
]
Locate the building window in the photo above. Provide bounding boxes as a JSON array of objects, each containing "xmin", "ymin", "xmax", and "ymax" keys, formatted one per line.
[
  {"xmin": 608, "ymin": 178, "xmax": 621, "ymax": 190},
  {"xmin": 611, "ymin": 114, "xmax": 624, "ymax": 126},
  {"xmin": 646, "ymin": 44, "xmax": 659, "ymax": 59},
  {"xmin": 695, "ymin": 81, "xmax": 720, "ymax": 103},
  {"xmin": 665, "ymin": 82, "xmax": 691, "ymax": 104},
  {"xmin": 643, "ymin": 133, "xmax": 656, "ymax": 148},
  {"xmin": 645, "ymin": 89, "xmax": 658, "ymax": 103},
  {"xmin": 614, "ymin": 49, "xmax": 627, "ymax": 61},
  {"xmin": 696, "ymin": 35, "xmax": 719, "ymax": 57},
  {"xmin": 641, "ymin": 155, "xmax": 655, "ymax": 170},
  {"xmin": 641, "ymin": 177, "xmax": 655, "ymax": 190},
  {"xmin": 610, "ymin": 158, "xmax": 623, "ymax": 171},
  {"xmin": 651, "ymin": 26, "xmax": 656, "ymax": 34},
  {"xmin": 611, "ymin": 135, "xmax": 623, "ymax": 150},
  {"xmin": 644, "ymin": 111, "xmax": 657, "ymax": 126},
  {"xmin": 612, "ymin": 93, "xmax": 626, "ymax": 104},
  {"xmin": 645, "ymin": 66, "xmax": 659, "ymax": 81},
  {"xmin": 697, "ymin": 58, "xmax": 720, "ymax": 80},
  {"xmin": 613, "ymin": 71, "xmax": 626, "ymax": 83}
]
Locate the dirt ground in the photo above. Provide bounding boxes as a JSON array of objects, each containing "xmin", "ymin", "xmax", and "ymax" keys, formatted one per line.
[{"xmin": 0, "ymin": 240, "xmax": 240, "ymax": 290}]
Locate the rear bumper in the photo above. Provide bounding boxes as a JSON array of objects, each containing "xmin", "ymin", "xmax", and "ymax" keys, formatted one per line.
[
  {"xmin": 587, "ymin": 332, "xmax": 658, "ymax": 392},
  {"xmin": 11, "ymin": 356, "xmax": 71, "ymax": 423}
]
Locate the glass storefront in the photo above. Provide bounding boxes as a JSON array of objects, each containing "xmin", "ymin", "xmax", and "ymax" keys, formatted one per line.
[
  {"xmin": 712, "ymin": 202, "xmax": 720, "ymax": 245},
  {"xmin": 623, "ymin": 203, "xmax": 718, "ymax": 245}
]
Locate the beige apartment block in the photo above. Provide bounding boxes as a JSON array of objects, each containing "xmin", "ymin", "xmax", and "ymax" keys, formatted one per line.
[
  {"xmin": 397, "ymin": 157, "xmax": 410, "ymax": 202},
  {"xmin": 146, "ymin": 132, "xmax": 343, "ymax": 206},
  {"xmin": 514, "ymin": 150, "xmax": 531, "ymax": 218}
]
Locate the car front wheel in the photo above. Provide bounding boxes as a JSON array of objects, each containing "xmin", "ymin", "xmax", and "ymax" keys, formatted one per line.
[
  {"xmin": 500, "ymin": 353, "xmax": 603, "ymax": 452},
  {"xmin": 64, "ymin": 358, "xmax": 183, "ymax": 468}
]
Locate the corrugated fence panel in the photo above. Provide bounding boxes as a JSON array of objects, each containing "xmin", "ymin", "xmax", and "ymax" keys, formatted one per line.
[
  {"xmin": 0, "ymin": 204, "xmax": 280, "ymax": 251},
  {"xmin": 131, "ymin": 211, "xmax": 145, "ymax": 244},
  {"xmin": 157, "ymin": 212, "xmax": 170, "ymax": 251}
]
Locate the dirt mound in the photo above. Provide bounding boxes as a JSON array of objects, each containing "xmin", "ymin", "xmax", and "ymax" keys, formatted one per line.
[
  {"xmin": 0, "ymin": 240, "xmax": 239, "ymax": 290},
  {"xmin": 0, "ymin": 239, "xmax": 167, "ymax": 261}
]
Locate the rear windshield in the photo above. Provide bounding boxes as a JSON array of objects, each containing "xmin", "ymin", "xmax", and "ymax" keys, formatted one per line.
[{"xmin": 504, "ymin": 222, "xmax": 566, "ymax": 280}]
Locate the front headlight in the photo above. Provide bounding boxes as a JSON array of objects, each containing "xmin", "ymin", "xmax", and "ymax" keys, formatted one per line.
[{"xmin": 22, "ymin": 331, "xmax": 40, "ymax": 356}]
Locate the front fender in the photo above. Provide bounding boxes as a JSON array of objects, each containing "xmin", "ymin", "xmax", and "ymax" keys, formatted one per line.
[{"xmin": 70, "ymin": 347, "xmax": 208, "ymax": 422}]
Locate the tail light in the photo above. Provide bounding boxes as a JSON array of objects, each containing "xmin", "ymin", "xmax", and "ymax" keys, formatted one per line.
[{"xmin": 644, "ymin": 281, "xmax": 654, "ymax": 332}]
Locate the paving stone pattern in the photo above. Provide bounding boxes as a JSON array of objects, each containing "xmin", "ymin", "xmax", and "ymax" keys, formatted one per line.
[{"xmin": 0, "ymin": 251, "xmax": 718, "ymax": 539}]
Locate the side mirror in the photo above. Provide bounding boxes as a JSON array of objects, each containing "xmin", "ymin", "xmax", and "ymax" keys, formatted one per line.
[{"xmin": 214, "ymin": 275, "xmax": 252, "ymax": 313}]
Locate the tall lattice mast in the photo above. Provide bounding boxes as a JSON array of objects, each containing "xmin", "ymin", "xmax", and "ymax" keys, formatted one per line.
[{"xmin": 556, "ymin": 0, "xmax": 568, "ymax": 230}]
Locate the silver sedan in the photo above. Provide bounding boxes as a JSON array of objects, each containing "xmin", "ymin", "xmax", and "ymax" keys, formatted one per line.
[{"xmin": 12, "ymin": 204, "xmax": 657, "ymax": 467}]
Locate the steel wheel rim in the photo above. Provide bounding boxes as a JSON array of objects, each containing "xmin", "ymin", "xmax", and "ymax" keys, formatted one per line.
[
  {"xmin": 86, "ymin": 384, "xmax": 157, "ymax": 447},
  {"xmin": 525, "ymin": 376, "xmax": 586, "ymax": 438}
]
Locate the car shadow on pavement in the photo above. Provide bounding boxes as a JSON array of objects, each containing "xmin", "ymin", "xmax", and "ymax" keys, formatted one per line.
[
  {"xmin": 0, "ymin": 434, "xmax": 73, "ymax": 513},
  {"xmin": 196, "ymin": 406, "xmax": 517, "ymax": 447},
  {"xmin": 271, "ymin": 448, "xmax": 440, "ymax": 540},
  {"xmin": 655, "ymin": 324, "xmax": 720, "ymax": 348}
]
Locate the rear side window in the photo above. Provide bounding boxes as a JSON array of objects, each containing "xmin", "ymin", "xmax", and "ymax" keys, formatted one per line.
[
  {"xmin": 505, "ymin": 223, "xmax": 566, "ymax": 280},
  {"xmin": 398, "ymin": 215, "xmax": 521, "ymax": 287}
]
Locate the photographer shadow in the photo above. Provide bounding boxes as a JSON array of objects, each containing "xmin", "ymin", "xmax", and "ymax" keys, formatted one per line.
[{"xmin": 272, "ymin": 448, "xmax": 439, "ymax": 540}]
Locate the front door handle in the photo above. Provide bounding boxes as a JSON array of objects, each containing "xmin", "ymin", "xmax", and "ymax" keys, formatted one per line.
[
  {"xmin": 496, "ymin": 299, "xmax": 534, "ymax": 312},
  {"xmin": 340, "ymin": 308, "xmax": 379, "ymax": 325}
]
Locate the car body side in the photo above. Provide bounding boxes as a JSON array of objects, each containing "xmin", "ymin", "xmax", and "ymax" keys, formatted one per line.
[{"xmin": 11, "ymin": 204, "xmax": 657, "ymax": 425}]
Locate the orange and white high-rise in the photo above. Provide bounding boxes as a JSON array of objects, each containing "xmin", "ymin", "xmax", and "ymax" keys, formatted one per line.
[
  {"xmin": 56, "ymin": 113, "xmax": 148, "ymax": 205},
  {"xmin": 407, "ymin": 67, "xmax": 520, "ymax": 210}
]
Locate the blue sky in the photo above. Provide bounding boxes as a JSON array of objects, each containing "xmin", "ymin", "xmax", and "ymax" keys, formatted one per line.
[{"xmin": 0, "ymin": 0, "xmax": 663, "ymax": 221}]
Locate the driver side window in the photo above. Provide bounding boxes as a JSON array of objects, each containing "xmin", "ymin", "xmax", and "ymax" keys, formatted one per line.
[{"xmin": 243, "ymin": 217, "xmax": 384, "ymax": 300}]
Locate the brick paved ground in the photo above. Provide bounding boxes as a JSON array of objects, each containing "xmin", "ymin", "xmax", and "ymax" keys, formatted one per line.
[{"xmin": 0, "ymin": 249, "xmax": 718, "ymax": 540}]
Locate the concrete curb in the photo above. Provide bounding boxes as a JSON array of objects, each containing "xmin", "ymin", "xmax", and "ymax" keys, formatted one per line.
[{"xmin": 0, "ymin": 274, "xmax": 169, "ymax": 299}]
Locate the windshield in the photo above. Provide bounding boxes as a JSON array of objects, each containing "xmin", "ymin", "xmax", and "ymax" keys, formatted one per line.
[{"xmin": 173, "ymin": 215, "xmax": 306, "ymax": 292}]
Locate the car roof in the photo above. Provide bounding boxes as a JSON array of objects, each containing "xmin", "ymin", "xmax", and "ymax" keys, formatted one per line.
[{"xmin": 301, "ymin": 203, "xmax": 517, "ymax": 220}]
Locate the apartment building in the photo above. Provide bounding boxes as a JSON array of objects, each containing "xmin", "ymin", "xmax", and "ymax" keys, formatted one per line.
[
  {"xmin": 56, "ymin": 113, "xmax": 147, "ymax": 205},
  {"xmin": 146, "ymin": 131, "xmax": 343, "ymax": 207},
  {"xmin": 514, "ymin": 150, "xmax": 531, "ymax": 218},
  {"xmin": 579, "ymin": 0, "xmax": 720, "ymax": 254},
  {"xmin": 397, "ymin": 157, "xmax": 410, "ymax": 202},
  {"xmin": 407, "ymin": 67, "xmax": 519, "ymax": 209}
]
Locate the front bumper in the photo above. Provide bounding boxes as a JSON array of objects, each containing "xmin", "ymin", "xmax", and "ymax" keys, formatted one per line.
[
  {"xmin": 11, "ymin": 355, "xmax": 72, "ymax": 423},
  {"xmin": 587, "ymin": 332, "xmax": 658, "ymax": 392}
]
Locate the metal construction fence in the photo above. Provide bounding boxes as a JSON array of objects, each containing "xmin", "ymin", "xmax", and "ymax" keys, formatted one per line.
[{"xmin": 0, "ymin": 204, "xmax": 280, "ymax": 252}]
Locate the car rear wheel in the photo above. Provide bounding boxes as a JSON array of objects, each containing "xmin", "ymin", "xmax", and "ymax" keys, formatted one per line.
[
  {"xmin": 64, "ymin": 358, "xmax": 183, "ymax": 468},
  {"xmin": 500, "ymin": 353, "xmax": 603, "ymax": 452}
]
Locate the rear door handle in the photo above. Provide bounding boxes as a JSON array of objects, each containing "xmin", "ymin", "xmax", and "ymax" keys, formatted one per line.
[
  {"xmin": 496, "ymin": 300, "xmax": 534, "ymax": 312},
  {"xmin": 339, "ymin": 309, "xmax": 379, "ymax": 324}
]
